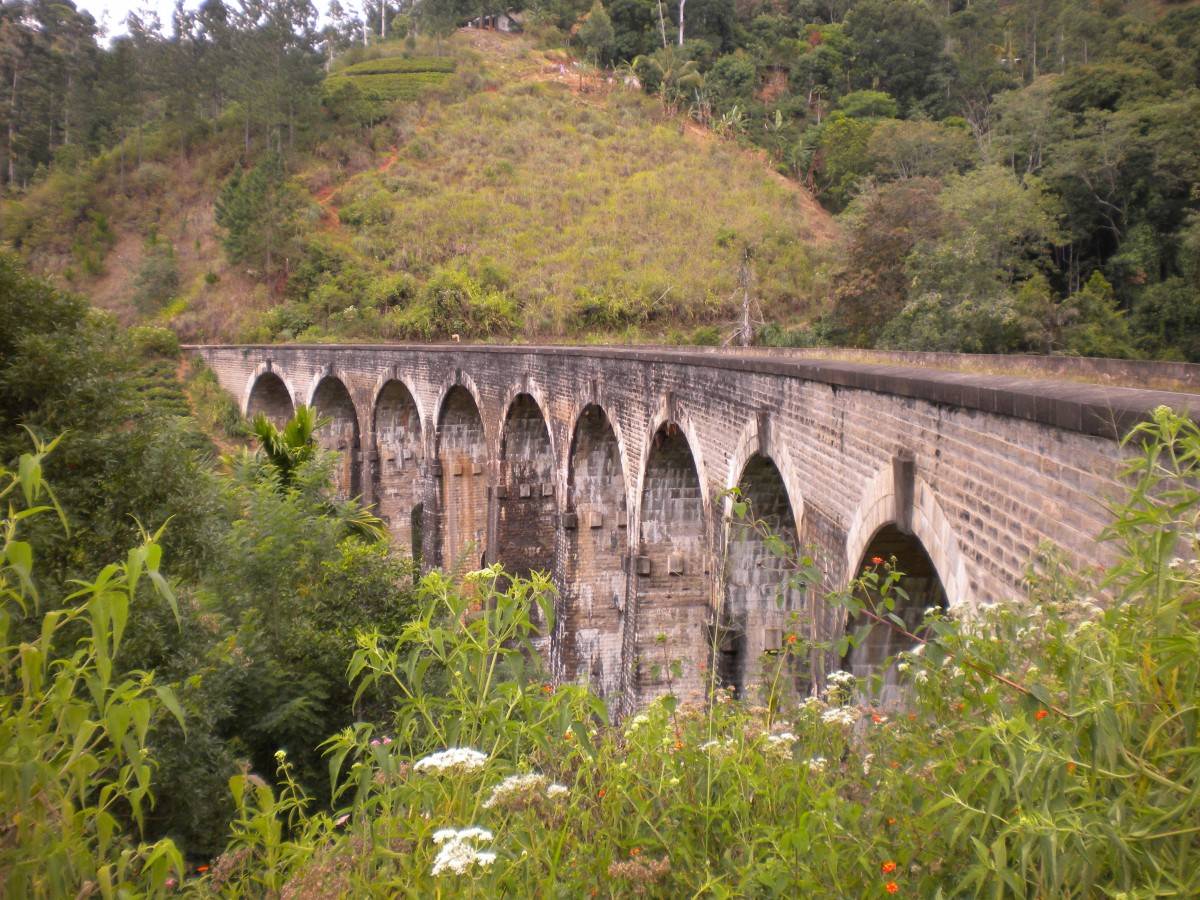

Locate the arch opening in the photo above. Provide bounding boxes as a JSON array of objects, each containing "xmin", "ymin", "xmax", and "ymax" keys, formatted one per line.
[
  {"xmin": 842, "ymin": 524, "xmax": 947, "ymax": 704},
  {"xmin": 435, "ymin": 386, "xmax": 487, "ymax": 573},
  {"xmin": 560, "ymin": 404, "xmax": 628, "ymax": 700},
  {"xmin": 635, "ymin": 423, "xmax": 707, "ymax": 704},
  {"xmin": 247, "ymin": 372, "xmax": 294, "ymax": 428},
  {"xmin": 723, "ymin": 455, "xmax": 805, "ymax": 700},
  {"xmin": 312, "ymin": 376, "xmax": 360, "ymax": 499},
  {"xmin": 497, "ymin": 394, "xmax": 556, "ymax": 584},
  {"xmin": 373, "ymin": 380, "xmax": 423, "ymax": 551}
]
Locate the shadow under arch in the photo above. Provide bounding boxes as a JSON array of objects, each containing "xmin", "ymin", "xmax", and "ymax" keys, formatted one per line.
[
  {"xmin": 722, "ymin": 453, "xmax": 806, "ymax": 700},
  {"xmin": 496, "ymin": 393, "xmax": 557, "ymax": 582},
  {"xmin": 246, "ymin": 371, "xmax": 294, "ymax": 427},
  {"xmin": 434, "ymin": 385, "xmax": 488, "ymax": 574},
  {"xmin": 558, "ymin": 403, "xmax": 629, "ymax": 701},
  {"xmin": 373, "ymin": 378, "xmax": 424, "ymax": 558},
  {"xmin": 842, "ymin": 524, "xmax": 948, "ymax": 704},
  {"xmin": 311, "ymin": 375, "xmax": 360, "ymax": 499},
  {"xmin": 633, "ymin": 421, "xmax": 708, "ymax": 705}
]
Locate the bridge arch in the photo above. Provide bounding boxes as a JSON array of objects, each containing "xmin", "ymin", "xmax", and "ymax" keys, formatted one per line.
[
  {"xmin": 559, "ymin": 402, "xmax": 629, "ymax": 700},
  {"xmin": 434, "ymin": 382, "xmax": 489, "ymax": 573},
  {"xmin": 633, "ymin": 410, "xmax": 711, "ymax": 704},
  {"xmin": 496, "ymin": 392, "xmax": 557, "ymax": 583},
  {"xmin": 372, "ymin": 377, "xmax": 425, "ymax": 559},
  {"xmin": 310, "ymin": 374, "xmax": 361, "ymax": 499},
  {"xmin": 721, "ymin": 452, "xmax": 805, "ymax": 700},
  {"xmin": 842, "ymin": 464, "xmax": 966, "ymax": 701},
  {"xmin": 244, "ymin": 366, "xmax": 296, "ymax": 426}
]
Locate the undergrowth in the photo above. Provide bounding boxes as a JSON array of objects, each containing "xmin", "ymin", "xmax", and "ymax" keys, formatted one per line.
[{"xmin": 7, "ymin": 394, "xmax": 1198, "ymax": 896}]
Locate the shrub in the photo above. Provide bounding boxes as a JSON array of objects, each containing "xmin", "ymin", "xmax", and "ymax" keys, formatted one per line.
[{"xmin": 0, "ymin": 439, "xmax": 185, "ymax": 895}]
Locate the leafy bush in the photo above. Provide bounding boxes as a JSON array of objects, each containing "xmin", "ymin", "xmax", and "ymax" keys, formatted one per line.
[{"xmin": 0, "ymin": 438, "xmax": 185, "ymax": 895}]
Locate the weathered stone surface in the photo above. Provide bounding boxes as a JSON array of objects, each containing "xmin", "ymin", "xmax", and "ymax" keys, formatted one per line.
[{"xmin": 191, "ymin": 343, "xmax": 1200, "ymax": 713}]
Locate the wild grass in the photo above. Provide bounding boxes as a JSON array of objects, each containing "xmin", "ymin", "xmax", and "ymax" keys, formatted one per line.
[{"xmin": 299, "ymin": 38, "xmax": 838, "ymax": 342}]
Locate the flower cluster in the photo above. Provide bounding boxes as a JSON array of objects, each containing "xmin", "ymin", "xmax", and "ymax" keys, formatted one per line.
[
  {"xmin": 431, "ymin": 827, "xmax": 497, "ymax": 876},
  {"xmin": 481, "ymin": 773, "xmax": 570, "ymax": 811},
  {"xmin": 624, "ymin": 713, "xmax": 651, "ymax": 736},
  {"xmin": 699, "ymin": 737, "xmax": 737, "ymax": 757},
  {"xmin": 821, "ymin": 707, "xmax": 859, "ymax": 728},
  {"xmin": 414, "ymin": 747, "xmax": 488, "ymax": 774},
  {"xmin": 762, "ymin": 731, "xmax": 796, "ymax": 760}
]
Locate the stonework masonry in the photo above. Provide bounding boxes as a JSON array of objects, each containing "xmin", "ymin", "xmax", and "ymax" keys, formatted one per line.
[{"xmin": 193, "ymin": 343, "xmax": 1200, "ymax": 713}]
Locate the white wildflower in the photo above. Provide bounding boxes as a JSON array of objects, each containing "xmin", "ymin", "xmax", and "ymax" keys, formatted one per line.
[
  {"xmin": 914, "ymin": 671, "xmax": 929, "ymax": 685},
  {"xmin": 414, "ymin": 747, "xmax": 488, "ymax": 775},
  {"xmin": 762, "ymin": 732, "xmax": 795, "ymax": 761},
  {"xmin": 862, "ymin": 752, "xmax": 875, "ymax": 776},
  {"xmin": 827, "ymin": 670, "xmax": 856, "ymax": 686},
  {"xmin": 546, "ymin": 783, "xmax": 569, "ymax": 799},
  {"xmin": 431, "ymin": 827, "xmax": 496, "ymax": 877},
  {"xmin": 821, "ymin": 707, "xmax": 859, "ymax": 728},
  {"xmin": 482, "ymin": 773, "xmax": 546, "ymax": 809},
  {"xmin": 624, "ymin": 713, "xmax": 651, "ymax": 736},
  {"xmin": 803, "ymin": 757, "xmax": 828, "ymax": 773}
]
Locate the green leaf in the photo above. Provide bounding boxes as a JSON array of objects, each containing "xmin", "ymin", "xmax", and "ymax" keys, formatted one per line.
[{"xmin": 155, "ymin": 684, "xmax": 186, "ymax": 733}]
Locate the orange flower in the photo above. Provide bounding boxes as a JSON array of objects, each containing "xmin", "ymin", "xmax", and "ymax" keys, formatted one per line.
[
  {"xmin": 871, "ymin": 556, "xmax": 884, "ymax": 565},
  {"xmin": 887, "ymin": 817, "xmax": 896, "ymax": 825},
  {"xmin": 564, "ymin": 730, "xmax": 574, "ymax": 740},
  {"xmin": 872, "ymin": 713, "xmax": 883, "ymax": 723},
  {"xmin": 675, "ymin": 740, "xmax": 684, "ymax": 750},
  {"xmin": 542, "ymin": 684, "xmax": 555, "ymax": 694},
  {"xmin": 197, "ymin": 865, "xmax": 210, "ymax": 873},
  {"xmin": 908, "ymin": 713, "xmax": 917, "ymax": 721},
  {"xmin": 882, "ymin": 861, "xmax": 897, "ymax": 874},
  {"xmin": 785, "ymin": 634, "xmax": 799, "ymax": 644},
  {"xmin": 630, "ymin": 848, "xmax": 641, "ymax": 857},
  {"xmin": 1068, "ymin": 762, "xmax": 1076, "ymax": 774},
  {"xmin": 891, "ymin": 761, "xmax": 899, "ymax": 769},
  {"xmin": 885, "ymin": 881, "xmax": 898, "ymax": 894},
  {"xmin": 597, "ymin": 788, "xmax": 607, "ymax": 798}
]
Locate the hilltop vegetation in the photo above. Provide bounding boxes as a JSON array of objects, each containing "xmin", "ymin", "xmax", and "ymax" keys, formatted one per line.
[{"xmin": 1, "ymin": 0, "xmax": 1200, "ymax": 355}]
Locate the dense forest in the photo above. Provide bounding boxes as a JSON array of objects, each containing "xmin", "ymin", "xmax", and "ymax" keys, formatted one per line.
[{"xmin": 3, "ymin": 0, "xmax": 1200, "ymax": 356}]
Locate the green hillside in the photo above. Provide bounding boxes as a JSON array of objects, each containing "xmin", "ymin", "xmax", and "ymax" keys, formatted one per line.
[{"xmin": 0, "ymin": 32, "xmax": 837, "ymax": 346}]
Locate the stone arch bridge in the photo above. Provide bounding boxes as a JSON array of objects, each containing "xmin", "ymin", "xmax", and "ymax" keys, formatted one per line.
[{"xmin": 191, "ymin": 344, "xmax": 1198, "ymax": 710}]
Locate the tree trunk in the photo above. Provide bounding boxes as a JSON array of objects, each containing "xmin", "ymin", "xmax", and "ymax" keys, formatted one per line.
[
  {"xmin": 7, "ymin": 66, "xmax": 18, "ymax": 185},
  {"xmin": 656, "ymin": 0, "xmax": 668, "ymax": 49},
  {"xmin": 678, "ymin": 0, "xmax": 686, "ymax": 46}
]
